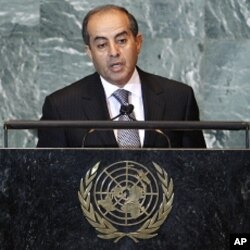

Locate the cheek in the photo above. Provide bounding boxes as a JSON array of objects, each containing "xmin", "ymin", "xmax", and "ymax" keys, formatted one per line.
[
  {"xmin": 92, "ymin": 55, "xmax": 108, "ymax": 71},
  {"xmin": 126, "ymin": 48, "xmax": 139, "ymax": 63},
  {"xmin": 91, "ymin": 53, "xmax": 104, "ymax": 64}
]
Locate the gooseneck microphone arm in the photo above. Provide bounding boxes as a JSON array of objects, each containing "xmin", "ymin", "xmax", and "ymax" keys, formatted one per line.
[
  {"xmin": 81, "ymin": 104, "xmax": 135, "ymax": 147},
  {"xmin": 154, "ymin": 129, "xmax": 172, "ymax": 148},
  {"xmin": 81, "ymin": 104, "xmax": 171, "ymax": 148}
]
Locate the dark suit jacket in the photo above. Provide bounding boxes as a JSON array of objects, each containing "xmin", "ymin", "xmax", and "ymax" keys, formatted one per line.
[{"xmin": 37, "ymin": 68, "xmax": 206, "ymax": 148}]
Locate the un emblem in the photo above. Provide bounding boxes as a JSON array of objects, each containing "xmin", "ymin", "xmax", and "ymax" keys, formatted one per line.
[{"xmin": 78, "ymin": 161, "xmax": 174, "ymax": 243}]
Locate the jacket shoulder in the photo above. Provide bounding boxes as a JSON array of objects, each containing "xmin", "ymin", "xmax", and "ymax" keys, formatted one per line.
[
  {"xmin": 49, "ymin": 73, "xmax": 98, "ymax": 97},
  {"xmin": 46, "ymin": 72, "xmax": 100, "ymax": 103},
  {"xmin": 138, "ymin": 68, "xmax": 193, "ymax": 94}
]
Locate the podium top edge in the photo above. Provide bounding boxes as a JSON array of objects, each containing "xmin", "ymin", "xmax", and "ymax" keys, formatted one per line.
[{"xmin": 3, "ymin": 120, "xmax": 249, "ymax": 130}]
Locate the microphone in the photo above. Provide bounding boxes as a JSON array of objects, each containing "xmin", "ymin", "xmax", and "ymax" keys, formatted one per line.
[
  {"xmin": 111, "ymin": 104, "xmax": 135, "ymax": 120},
  {"xmin": 81, "ymin": 104, "xmax": 135, "ymax": 147},
  {"xmin": 120, "ymin": 104, "xmax": 134, "ymax": 115}
]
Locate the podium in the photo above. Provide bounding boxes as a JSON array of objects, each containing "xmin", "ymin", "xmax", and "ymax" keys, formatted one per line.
[{"xmin": 1, "ymin": 148, "xmax": 250, "ymax": 249}]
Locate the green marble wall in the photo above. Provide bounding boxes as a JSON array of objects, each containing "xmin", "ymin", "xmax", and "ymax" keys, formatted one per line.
[{"xmin": 0, "ymin": 0, "xmax": 250, "ymax": 148}]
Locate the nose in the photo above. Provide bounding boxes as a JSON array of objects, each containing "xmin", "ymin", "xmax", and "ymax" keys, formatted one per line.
[{"xmin": 109, "ymin": 42, "xmax": 119, "ymax": 57}]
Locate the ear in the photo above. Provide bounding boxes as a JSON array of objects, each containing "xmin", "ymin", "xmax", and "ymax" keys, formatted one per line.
[
  {"xmin": 135, "ymin": 33, "xmax": 143, "ymax": 54},
  {"xmin": 85, "ymin": 45, "xmax": 93, "ymax": 61}
]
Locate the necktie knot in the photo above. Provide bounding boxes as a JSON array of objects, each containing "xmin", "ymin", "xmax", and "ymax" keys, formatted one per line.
[{"xmin": 112, "ymin": 89, "xmax": 129, "ymax": 105}]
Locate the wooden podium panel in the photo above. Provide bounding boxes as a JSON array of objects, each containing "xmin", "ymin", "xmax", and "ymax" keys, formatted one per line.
[{"xmin": 0, "ymin": 149, "xmax": 249, "ymax": 249}]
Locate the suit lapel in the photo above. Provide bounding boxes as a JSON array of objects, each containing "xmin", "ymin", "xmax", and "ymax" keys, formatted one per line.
[
  {"xmin": 138, "ymin": 69, "xmax": 166, "ymax": 147},
  {"xmin": 80, "ymin": 73, "xmax": 117, "ymax": 146}
]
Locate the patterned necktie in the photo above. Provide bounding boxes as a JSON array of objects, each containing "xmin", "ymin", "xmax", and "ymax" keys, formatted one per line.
[{"xmin": 112, "ymin": 89, "xmax": 141, "ymax": 148}]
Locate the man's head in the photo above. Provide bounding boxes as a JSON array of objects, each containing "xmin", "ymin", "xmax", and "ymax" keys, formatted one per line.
[
  {"xmin": 82, "ymin": 5, "xmax": 139, "ymax": 46},
  {"xmin": 82, "ymin": 5, "xmax": 143, "ymax": 86}
]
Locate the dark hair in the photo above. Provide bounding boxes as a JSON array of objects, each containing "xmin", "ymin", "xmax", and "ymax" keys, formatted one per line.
[{"xmin": 82, "ymin": 4, "xmax": 139, "ymax": 46}]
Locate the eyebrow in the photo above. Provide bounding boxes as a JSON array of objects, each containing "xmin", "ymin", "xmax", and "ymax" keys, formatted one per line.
[{"xmin": 93, "ymin": 31, "xmax": 129, "ymax": 43}]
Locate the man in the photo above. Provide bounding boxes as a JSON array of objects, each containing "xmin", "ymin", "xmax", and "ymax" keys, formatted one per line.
[{"xmin": 37, "ymin": 4, "xmax": 206, "ymax": 148}]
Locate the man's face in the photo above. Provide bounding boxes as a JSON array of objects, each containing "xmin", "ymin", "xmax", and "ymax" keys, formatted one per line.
[{"xmin": 86, "ymin": 9, "xmax": 143, "ymax": 86}]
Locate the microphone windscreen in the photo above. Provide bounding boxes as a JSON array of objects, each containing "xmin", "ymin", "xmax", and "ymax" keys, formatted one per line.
[
  {"xmin": 127, "ymin": 104, "xmax": 134, "ymax": 114},
  {"xmin": 120, "ymin": 104, "xmax": 134, "ymax": 115}
]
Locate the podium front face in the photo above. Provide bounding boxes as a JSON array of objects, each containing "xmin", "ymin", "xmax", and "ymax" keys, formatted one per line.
[{"xmin": 0, "ymin": 149, "xmax": 249, "ymax": 249}]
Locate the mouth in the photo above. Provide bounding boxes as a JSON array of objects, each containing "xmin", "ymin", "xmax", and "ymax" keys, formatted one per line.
[{"xmin": 109, "ymin": 62, "xmax": 124, "ymax": 72}]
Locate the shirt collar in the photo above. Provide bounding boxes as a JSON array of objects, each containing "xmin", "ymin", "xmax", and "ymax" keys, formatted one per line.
[{"xmin": 100, "ymin": 69, "xmax": 141, "ymax": 99}]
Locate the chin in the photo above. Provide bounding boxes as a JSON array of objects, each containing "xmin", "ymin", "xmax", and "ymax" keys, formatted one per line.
[
  {"xmin": 109, "ymin": 76, "xmax": 128, "ymax": 86},
  {"xmin": 111, "ymin": 80, "xmax": 126, "ymax": 86}
]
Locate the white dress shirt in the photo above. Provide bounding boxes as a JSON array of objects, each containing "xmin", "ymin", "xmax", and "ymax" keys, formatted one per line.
[{"xmin": 100, "ymin": 69, "xmax": 145, "ymax": 146}]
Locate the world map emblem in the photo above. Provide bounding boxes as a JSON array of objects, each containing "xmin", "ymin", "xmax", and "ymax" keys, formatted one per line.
[{"xmin": 78, "ymin": 161, "xmax": 174, "ymax": 243}]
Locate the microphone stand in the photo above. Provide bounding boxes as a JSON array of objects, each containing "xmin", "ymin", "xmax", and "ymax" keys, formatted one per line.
[
  {"xmin": 81, "ymin": 104, "xmax": 172, "ymax": 148},
  {"xmin": 81, "ymin": 104, "xmax": 134, "ymax": 147}
]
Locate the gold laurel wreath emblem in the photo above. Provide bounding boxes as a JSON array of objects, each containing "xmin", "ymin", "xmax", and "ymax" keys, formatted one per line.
[{"xmin": 78, "ymin": 161, "xmax": 174, "ymax": 243}]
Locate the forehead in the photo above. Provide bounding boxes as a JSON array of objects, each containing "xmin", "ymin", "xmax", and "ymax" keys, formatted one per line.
[{"xmin": 87, "ymin": 9, "xmax": 131, "ymax": 38}]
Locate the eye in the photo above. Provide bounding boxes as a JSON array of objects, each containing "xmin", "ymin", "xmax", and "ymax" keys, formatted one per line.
[
  {"xmin": 117, "ymin": 38, "xmax": 127, "ymax": 45},
  {"xmin": 97, "ymin": 43, "xmax": 107, "ymax": 49}
]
